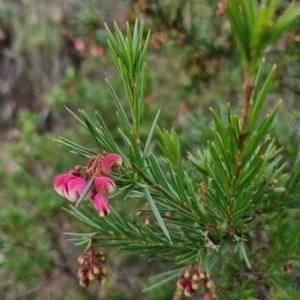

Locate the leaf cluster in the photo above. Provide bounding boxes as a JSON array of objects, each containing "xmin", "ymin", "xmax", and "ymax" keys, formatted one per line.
[{"xmin": 227, "ymin": 0, "xmax": 300, "ymax": 75}]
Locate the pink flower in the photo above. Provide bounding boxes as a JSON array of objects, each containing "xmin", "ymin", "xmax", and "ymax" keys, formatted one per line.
[
  {"xmin": 53, "ymin": 174, "xmax": 93, "ymax": 202},
  {"xmin": 94, "ymin": 176, "xmax": 116, "ymax": 195},
  {"xmin": 54, "ymin": 174, "xmax": 72, "ymax": 197},
  {"xmin": 100, "ymin": 154, "xmax": 122, "ymax": 175},
  {"xmin": 93, "ymin": 194, "xmax": 110, "ymax": 217},
  {"xmin": 90, "ymin": 45, "xmax": 104, "ymax": 56},
  {"xmin": 53, "ymin": 153, "xmax": 121, "ymax": 215},
  {"xmin": 73, "ymin": 38, "xmax": 85, "ymax": 51}
]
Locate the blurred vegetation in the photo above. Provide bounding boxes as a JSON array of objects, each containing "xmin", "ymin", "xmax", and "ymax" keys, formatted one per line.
[{"xmin": 0, "ymin": 0, "xmax": 299, "ymax": 299}]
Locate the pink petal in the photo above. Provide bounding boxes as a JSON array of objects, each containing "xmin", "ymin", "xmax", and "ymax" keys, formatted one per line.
[
  {"xmin": 94, "ymin": 176, "xmax": 116, "ymax": 195},
  {"xmin": 73, "ymin": 38, "xmax": 85, "ymax": 51},
  {"xmin": 90, "ymin": 46, "xmax": 104, "ymax": 56},
  {"xmin": 65, "ymin": 177, "xmax": 93, "ymax": 202},
  {"xmin": 93, "ymin": 194, "xmax": 110, "ymax": 217},
  {"xmin": 100, "ymin": 154, "xmax": 122, "ymax": 175},
  {"xmin": 53, "ymin": 174, "xmax": 74, "ymax": 197}
]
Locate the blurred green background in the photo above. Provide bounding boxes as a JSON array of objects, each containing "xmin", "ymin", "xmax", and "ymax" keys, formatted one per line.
[{"xmin": 0, "ymin": 0, "xmax": 299, "ymax": 299}]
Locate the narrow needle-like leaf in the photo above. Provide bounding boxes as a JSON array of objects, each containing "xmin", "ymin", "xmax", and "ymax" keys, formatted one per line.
[{"xmin": 76, "ymin": 178, "xmax": 94, "ymax": 207}]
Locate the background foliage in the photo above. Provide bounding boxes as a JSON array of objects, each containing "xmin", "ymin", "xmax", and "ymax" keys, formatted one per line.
[{"xmin": 0, "ymin": 0, "xmax": 300, "ymax": 299}]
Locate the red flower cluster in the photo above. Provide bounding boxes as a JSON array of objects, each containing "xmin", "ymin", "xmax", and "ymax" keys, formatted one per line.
[
  {"xmin": 177, "ymin": 265, "xmax": 216, "ymax": 298},
  {"xmin": 77, "ymin": 248, "xmax": 107, "ymax": 287},
  {"xmin": 53, "ymin": 153, "xmax": 122, "ymax": 216}
]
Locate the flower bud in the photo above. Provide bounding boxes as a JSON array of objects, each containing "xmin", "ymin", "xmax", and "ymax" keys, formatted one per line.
[
  {"xmin": 183, "ymin": 285, "xmax": 194, "ymax": 297},
  {"xmin": 192, "ymin": 272, "xmax": 199, "ymax": 281},
  {"xmin": 78, "ymin": 255, "xmax": 89, "ymax": 265},
  {"xmin": 88, "ymin": 269, "xmax": 96, "ymax": 281},
  {"xmin": 191, "ymin": 281, "xmax": 199, "ymax": 290},
  {"xmin": 77, "ymin": 267, "xmax": 89, "ymax": 278},
  {"xmin": 98, "ymin": 274, "xmax": 107, "ymax": 285},
  {"xmin": 177, "ymin": 278, "xmax": 190, "ymax": 290},
  {"xmin": 204, "ymin": 293, "xmax": 213, "ymax": 299},
  {"xmin": 204, "ymin": 278, "xmax": 214, "ymax": 290},
  {"xmin": 199, "ymin": 271, "xmax": 206, "ymax": 280},
  {"xmin": 79, "ymin": 276, "xmax": 89, "ymax": 288},
  {"xmin": 98, "ymin": 255, "xmax": 106, "ymax": 262},
  {"xmin": 184, "ymin": 266, "xmax": 193, "ymax": 279},
  {"xmin": 92, "ymin": 264, "xmax": 100, "ymax": 274},
  {"xmin": 100, "ymin": 265, "xmax": 107, "ymax": 275},
  {"xmin": 95, "ymin": 250, "xmax": 104, "ymax": 257}
]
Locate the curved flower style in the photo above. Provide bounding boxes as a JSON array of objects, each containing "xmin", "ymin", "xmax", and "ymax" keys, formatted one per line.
[
  {"xmin": 93, "ymin": 193, "xmax": 110, "ymax": 216},
  {"xmin": 94, "ymin": 176, "xmax": 116, "ymax": 195},
  {"xmin": 53, "ymin": 174, "xmax": 93, "ymax": 202},
  {"xmin": 100, "ymin": 154, "xmax": 122, "ymax": 175}
]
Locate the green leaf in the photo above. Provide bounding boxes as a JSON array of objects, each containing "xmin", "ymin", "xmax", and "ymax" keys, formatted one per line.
[
  {"xmin": 211, "ymin": 129, "xmax": 235, "ymax": 175},
  {"xmin": 240, "ymin": 0, "xmax": 255, "ymax": 31},
  {"xmin": 242, "ymin": 101, "xmax": 280, "ymax": 162},
  {"xmin": 251, "ymin": 58, "xmax": 265, "ymax": 106},
  {"xmin": 208, "ymin": 141, "xmax": 231, "ymax": 186},
  {"xmin": 269, "ymin": 4, "xmax": 300, "ymax": 46},
  {"xmin": 238, "ymin": 242, "xmax": 251, "ymax": 269},
  {"xmin": 65, "ymin": 107, "xmax": 87, "ymax": 129},
  {"xmin": 210, "ymin": 108, "xmax": 230, "ymax": 150},
  {"xmin": 142, "ymin": 269, "xmax": 180, "ymax": 293},
  {"xmin": 147, "ymin": 152, "xmax": 172, "ymax": 193},
  {"xmin": 54, "ymin": 137, "xmax": 96, "ymax": 157},
  {"xmin": 79, "ymin": 109, "xmax": 104, "ymax": 149},
  {"xmin": 248, "ymin": 64, "xmax": 276, "ymax": 132},
  {"xmin": 95, "ymin": 111, "xmax": 125, "ymax": 157},
  {"xmin": 226, "ymin": 0, "xmax": 249, "ymax": 64},
  {"xmin": 143, "ymin": 110, "xmax": 161, "ymax": 159},
  {"xmin": 270, "ymin": 277, "xmax": 291, "ymax": 299},
  {"xmin": 144, "ymin": 187, "xmax": 172, "ymax": 243},
  {"xmin": 63, "ymin": 205, "xmax": 102, "ymax": 231}
]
